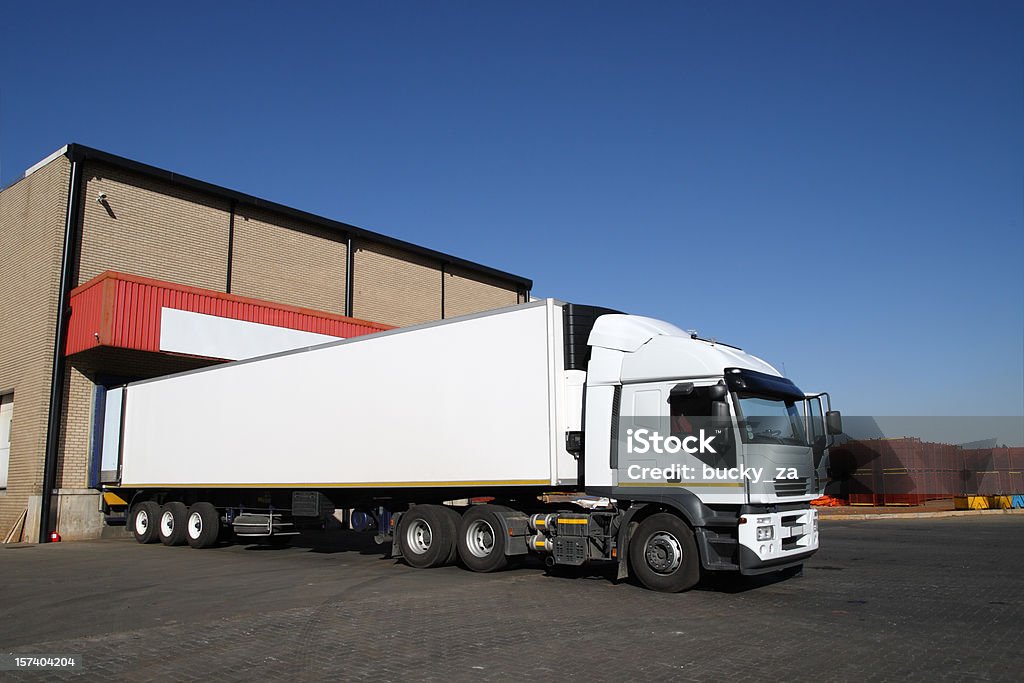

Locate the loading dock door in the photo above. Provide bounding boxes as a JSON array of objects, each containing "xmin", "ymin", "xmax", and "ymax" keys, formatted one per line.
[
  {"xmin": 0, "ymin": 394, "xmax": 12, "ymax": 489},
  {"xmin": 99, "ymin": 387, "xmax": 124, "ymax": 483}
]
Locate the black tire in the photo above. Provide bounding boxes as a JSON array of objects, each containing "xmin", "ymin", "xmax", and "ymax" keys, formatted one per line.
[
  {"xmin": 398, "ymin": 505, "xmax": 458, "ymax": 569},
  {"xmin": 185, "ymin": 502, "xmax": 221, "ymax": 549},
  {"xmin": 438, "ymin": 505, "xmax": 462, "ymax": 565},
  {"xmin": 130, "ymin": 501, "xmax": 161, "ymax": 544},
  {"xmin": 628, "ymin": 513, "xmax": 700, "ymax": 593},
  {"xmin": 457, "ymin": 504, "xmax": 509, "ymax": 573},
  {"xmin": 158, "ymin": 501, "xmax": 189, "ymax": 546}
]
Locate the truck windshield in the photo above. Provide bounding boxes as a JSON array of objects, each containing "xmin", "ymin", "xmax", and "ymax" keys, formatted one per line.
[{"xmin": 736, "ymin": 394, "xmax": 808, "ymax": 446}]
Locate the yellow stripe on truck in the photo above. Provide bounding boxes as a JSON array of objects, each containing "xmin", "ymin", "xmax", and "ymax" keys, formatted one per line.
[{"xmin": 557, "ymin": 518, "xmax": 589, "ymax": 525}]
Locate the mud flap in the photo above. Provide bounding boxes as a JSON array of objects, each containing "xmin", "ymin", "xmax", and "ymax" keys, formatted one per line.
[
  {"xmin": 614, "ymin": 507, "xmax": 645, "ymax": 581},
  {"xmin": 388, "ymin": 511, "xmax": 403, "ymax": 559}
]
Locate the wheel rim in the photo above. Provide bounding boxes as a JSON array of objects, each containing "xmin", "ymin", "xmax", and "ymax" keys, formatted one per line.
[
  {"xmin": 160, "ymin": 510, "xmax": 175, "ymax": 537},
  {"xmin": 405, "ymin": 519, "xmax": 433, "ymax": 554},
  {"xmin": 644, "ymin": 531, "xmax": 683, "ymax": 575},
  {"xmin": 465, "ymin": 519, "xmax": 495, "ymax": 558},
  {"xmin": 135, "ymin": 509, "xmax": 149, "ymax": 535},
  {"xmin": 188, "ymin": 511, "xmax": 203, "ymax": 540}
]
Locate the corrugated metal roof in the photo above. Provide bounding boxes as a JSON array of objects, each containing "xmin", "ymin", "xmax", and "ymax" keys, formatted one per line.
[{"xmin": 67, "ymin": 271, "xmax": 392, "ymax": 358}]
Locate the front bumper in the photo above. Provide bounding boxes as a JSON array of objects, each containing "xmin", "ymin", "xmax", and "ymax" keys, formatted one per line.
[{"xmin": 737, "ymin": 507, "xmax": 818, "ymax": 575}]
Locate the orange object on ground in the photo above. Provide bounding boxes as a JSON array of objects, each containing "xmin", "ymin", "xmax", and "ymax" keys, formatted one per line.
[{"xmin": 810, "ymin": 495, "xmax": 846, "ymax": 507}]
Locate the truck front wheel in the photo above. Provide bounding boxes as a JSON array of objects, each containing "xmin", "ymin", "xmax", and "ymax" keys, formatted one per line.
[
  {"xmin": 457, "ymin": 505, "xmax": 508, "ymax": 573},
  {"xmin": 628, "ymin": 513, "xmax": 700, "ymax": 592},
  {"xmin": 398, "ymin": 505, "xmax": 457, "ymax": 569}
]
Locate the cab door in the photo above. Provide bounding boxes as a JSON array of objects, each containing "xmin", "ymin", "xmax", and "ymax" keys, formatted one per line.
[
  {"xmin": 616, "ymin": 381, "xmax": 741, "ymax": 503},
  {"xmin": 803, "ymin": 394, "xmax": 828, "ymax": 495},
  {"xmin": 616, "ymin": 382, "xmax": 673, "ymax": 480}
]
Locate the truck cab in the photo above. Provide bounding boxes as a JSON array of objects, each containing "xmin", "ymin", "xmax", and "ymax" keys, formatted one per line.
[{"xmin": 574, "ymin": 313, "xmax": 841, "ymax": 585}]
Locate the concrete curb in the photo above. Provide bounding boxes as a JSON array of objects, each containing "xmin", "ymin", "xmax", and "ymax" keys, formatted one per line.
[{"xmin": 820, "ymin": 508, "xmax": 1024, "ymax": 521}]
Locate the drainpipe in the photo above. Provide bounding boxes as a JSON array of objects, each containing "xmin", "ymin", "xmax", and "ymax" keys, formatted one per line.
[
  {"xmin": 345, "ymin": 235, "xmax": 354, "ymax": 317},
  {"xmin": 226, "ymin": 200, "xmax": 236, "ymax": 293},
  {"xmin": 39, "ymin": 155, "xmax": 84, "ymax": 542}
]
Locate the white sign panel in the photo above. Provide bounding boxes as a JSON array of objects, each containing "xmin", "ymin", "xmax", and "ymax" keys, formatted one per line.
[{"xmin": 159, "ymin": 308, "xmax": 342, "ymax": 361}]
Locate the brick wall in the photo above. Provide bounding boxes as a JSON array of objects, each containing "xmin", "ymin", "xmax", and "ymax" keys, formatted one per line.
[
  {"xmin": 352, "ymin": 241, "xmax": 443, "ymax": 327},
  {"xmin": 56, "ymin": 365, "xmax": 93, "ymax": 489},
  {"xmin": 0, "ymin": 156, "xmax": 69, "ymax": 539},
  {"xmin": 75, "ymin": 161, "xmax": 522, "ymax": 327},
  {"xmin": 230, "ymin": 205, "xmax": 347, "ymax": 314},
  {"xmin": 76, "ymin": 162, "xmax": 232, "ymax": 291},
  {"xmin": 444, "ymin": 265, "xmax": 521, "ymax": 319}
]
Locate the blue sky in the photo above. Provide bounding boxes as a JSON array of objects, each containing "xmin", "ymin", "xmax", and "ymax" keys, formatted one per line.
[{"xmin": 2, "ymin": 2, "xmax": 1021, "ymax": 416}]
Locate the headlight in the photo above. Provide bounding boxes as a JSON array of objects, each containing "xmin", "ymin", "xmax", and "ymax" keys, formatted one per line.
[{"xmin": 757, "ymin": 526, "xmax": 774, "ymax": 541}]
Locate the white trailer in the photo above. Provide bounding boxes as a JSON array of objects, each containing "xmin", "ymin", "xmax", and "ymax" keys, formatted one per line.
[{"xmin": 107, "ymin": 299, "xmax": 841, "ymax": 592}]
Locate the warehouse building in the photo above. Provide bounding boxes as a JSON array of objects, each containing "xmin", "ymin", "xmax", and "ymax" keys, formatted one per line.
[{"xmin": 0, "ymin": 144, "xmax": 532, "ymax": 543}]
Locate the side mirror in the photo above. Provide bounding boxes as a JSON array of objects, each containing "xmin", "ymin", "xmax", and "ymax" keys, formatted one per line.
[
  {"xmin": 712, "ymin": 400, "xmax": 731, "ymax": 447},
  {"xmin": 826, "ymin": 410, "xmax": 843, "ymax": 436}
]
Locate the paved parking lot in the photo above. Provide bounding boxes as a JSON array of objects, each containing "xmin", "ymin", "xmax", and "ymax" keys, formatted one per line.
[{"xmin": 1, "ymin": 517, "xmax": 1021, "ymax": 681}]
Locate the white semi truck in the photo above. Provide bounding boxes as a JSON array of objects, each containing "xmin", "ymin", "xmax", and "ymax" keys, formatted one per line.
[{"xmin": 105, "ymin": 299, "xmax": 841, "ymax": 592}]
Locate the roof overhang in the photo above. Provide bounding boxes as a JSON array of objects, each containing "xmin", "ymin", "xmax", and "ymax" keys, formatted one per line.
[{"xmin": 67, "ymin": 271, "xmax": 392, "ymax": 361}]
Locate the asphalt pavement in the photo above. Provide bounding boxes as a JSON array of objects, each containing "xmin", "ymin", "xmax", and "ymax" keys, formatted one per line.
[{"xmin": 1, "ymin": 516, "xmax": 1021, "ymax": 681}]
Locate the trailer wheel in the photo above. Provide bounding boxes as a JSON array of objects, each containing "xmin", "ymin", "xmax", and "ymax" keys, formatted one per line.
[
  {"xmin": 131, "ymin": 501, "xmax": 161, "ymax": 544},
  {"xmin": 457, "ymin": 505, "xmax": 508, "ymax": 573},
  {"xmin": 397, "ymin": 505, "xmax": 457, "ymax": 569},
  {"xmin": 186, "ymin": 502, "xmax": 220, "ymax": 549},
  {"xmin": 628, "ymin": 513, "xmax": 700, "ymax": 593},
  {"xmin": 158, "ymin": 501, "xmax": 188, "ymax": 546},
  {"xmin": 438, "ymin": 505, "xmax": 461, "ymax": 565}
]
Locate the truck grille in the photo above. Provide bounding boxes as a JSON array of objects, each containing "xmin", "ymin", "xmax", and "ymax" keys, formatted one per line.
[{"xmin": 774, "ymin": 478, "xmax": 808, "ymax": 497}]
